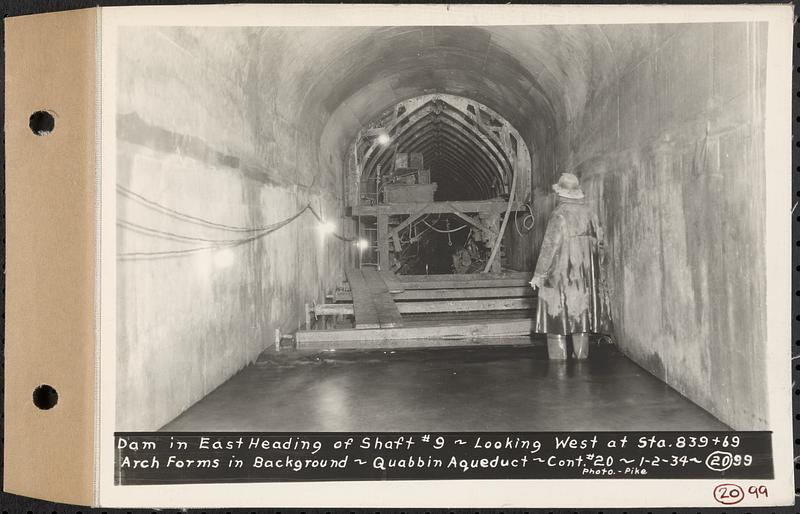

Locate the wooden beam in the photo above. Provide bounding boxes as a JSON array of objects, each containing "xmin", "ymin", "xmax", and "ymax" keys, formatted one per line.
[
  {"xmin": 377, "ymin": 212, "xmax": 389, "ymax": 269},
  {"xmin": 352, "ymin": 200, "xmax": 525, "ymax": 217},
  {"xmin": 334, "ymin": 286, "xmax": 534, "ymax": 301},
  {"xmin": 388, "ymin": 204, "xmax": 431, "ymax": 251},
  {"xmin": 312, "ymin": 304, "xmax": 355, "ymax": 316},
  {"xmin": 297, "ymin": 336, "xmax": 535, "ymax": 351},
  {"xmin": 388, "ymin": 278, "xmax": 530, "ymax": 290},
  {"xmin": 392, "ymin": 297, "xmax": 536, "ymax": 313},
  {"xmin": 361, "ymin": 268, "xmax": 403, "ymax": 328},
  {"xmin": 312, "ymin": 297, "xmax": 535, "ymax": 316},
  {"xmin": 397, "ymin": 272, "xmax": 531, "ymax": 282},
  {"xmin": 345, "ymin": 269, "xmax": 380, "ymax": 329},
  {"xmin": 447, "ymin": 202, "xmax": 498, "ymax": 236},
  {"xmin": 396, "ymin": 287, "xmax": 535, "ymax": 300},
  {"xmin": 333, "ymin": 272, "xmax": 531, "ymax": 301},
  {"xmin": 295, "ymin": 318, "xmax": 536, "ymax": 346}
]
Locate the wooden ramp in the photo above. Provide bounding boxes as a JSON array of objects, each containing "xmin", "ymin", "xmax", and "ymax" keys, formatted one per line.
[
  {"xmin": 361, "ymin": 268, "xmax": 403, "ymax": 328},
  {"xmin": 344, "ymin": 268, "xmax": 403, "ymax": 329}
]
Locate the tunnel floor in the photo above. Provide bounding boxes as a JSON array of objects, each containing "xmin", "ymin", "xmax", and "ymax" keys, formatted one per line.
[{"xmin": 162, "ymin": 340, "xmax": 728, "ymax": 431}]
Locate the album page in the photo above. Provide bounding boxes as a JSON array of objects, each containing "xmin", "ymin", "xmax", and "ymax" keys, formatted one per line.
[{"xmin": 96, "ymin": 4, "xmax": 794, "ymax": 508}]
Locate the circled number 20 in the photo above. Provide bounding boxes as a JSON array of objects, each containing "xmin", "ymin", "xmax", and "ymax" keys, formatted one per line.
[
  {"xmin": 713, "ymin": 484, "xmax": 768, "ymax": 505},
  {"xmin": 705, "ymin": 451, "xmax": 752, "ymax": 471}
]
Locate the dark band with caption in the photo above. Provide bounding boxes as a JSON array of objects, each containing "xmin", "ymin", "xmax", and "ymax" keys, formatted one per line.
[{"xmin": 114, "ymin": 431, "xmax": 773, "ymax": 485}]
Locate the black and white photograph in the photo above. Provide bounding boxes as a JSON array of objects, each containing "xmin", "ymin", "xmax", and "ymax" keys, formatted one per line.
[{"xmin": 96, "ymin": 3, "xmax": 794, "ymax": 508}]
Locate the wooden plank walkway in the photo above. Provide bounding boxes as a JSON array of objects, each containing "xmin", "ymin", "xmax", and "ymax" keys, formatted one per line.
[
  {"xmin": 344, "ymin": 269, "xmax": 380, "ymax": 329},
  {"xmin": 361, "ymin": 268, "xmax": 403, "ymax": 328},
  {"xmin": 345, "ymin": 268, "xmax": 403, "ymax": 329}
]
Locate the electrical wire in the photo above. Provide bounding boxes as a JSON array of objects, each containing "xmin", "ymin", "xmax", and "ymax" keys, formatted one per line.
[
  {"xmin": 307, "ymin": 205, "xmax": 355, "ymax": 242},
  {"xmin": 118, "ymin": 205, "xmax": 311, "ymax": 260},
  {"xmin": 117, "ymin": 178, "xmax": 320, "ymax": 233},
  {"xmin": 421, "ymin": 220, "xmax": 469, "ymax": 233},
  {"xmin": 117, "ymin": 207, "xmax": 307, "ymax": 260},
  {"xmin": 117, "ymin": 217, "xmax": 295, "ymax": 245},
  {"xmin": 524, "ymin": 202, "xmax": 535, "ymax": 228},
  {"xmin": 514, "ymin": 202, "xmax": 535, "ymax": 237},
  {"xmin": 118, "ymin": 185, "xmax": 274, "ymax": 233},
  {"xmin": 118, "ymin": 201, "xmax": 354, "ymax": 260}
]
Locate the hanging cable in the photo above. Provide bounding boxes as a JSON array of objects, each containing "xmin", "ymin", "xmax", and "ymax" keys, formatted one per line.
[
  {"xmin": 118, "ymin": 204, "xmax": 309, "ymax": 245},
  {"xmin": 119, "ymin": 201, "xmax": 354, "ymax": 260},
  {"xmin": 514, "ymin": 202, "xmax": 535, "ymax": 237},
  {"xmin": 118, "ymin": 185, "xmax": 274, "ymax": 233},
  {"xmin": 306, "ymin": 204, "xmax": 355, "ymax": 242},
  {"xmin": 524, "ymin": 202, "xmax": 535, "ymax": 229},
  {"xmin": 118, "ymin": 205, "xmax": 309, "ymax": 260},
  {"xmin": 117, "ymin": 214, "xmax": 300, "ymax": 244},
  {"xmin": 446, "ymin": 219, "xmax": 453, "ymax": 246},
  {"xmin": 117, "ymin": 177, "xmax": 320, "ymax": 233},
  {"xmin": 421, "ymin": 220, "xmax": 468, "ymax": 233}
]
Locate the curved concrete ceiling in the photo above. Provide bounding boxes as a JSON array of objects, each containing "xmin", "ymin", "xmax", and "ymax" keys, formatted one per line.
[{"xmin": 248, "ymin": 25, "xmax": 679, "ymax": 189}]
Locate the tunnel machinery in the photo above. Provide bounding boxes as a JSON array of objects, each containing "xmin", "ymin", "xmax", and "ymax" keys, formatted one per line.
[
  {"xmin": 345, "ymin": 94, "xmax": 533, "ymax": 275},
  {"xmin": 298, "ymin": 94, "xmax": 537, "ymax": 345}
]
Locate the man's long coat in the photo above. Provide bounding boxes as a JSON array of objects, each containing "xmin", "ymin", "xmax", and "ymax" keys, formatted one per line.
[{"xmin": 532, "ymin": 197, "xmax": 613, "ymax": 336}]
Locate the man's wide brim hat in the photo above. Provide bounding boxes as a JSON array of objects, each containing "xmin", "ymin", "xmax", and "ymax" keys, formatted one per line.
[{"xmin": 552, "ymin": 172, "xmax": 585, "ymax": 199}]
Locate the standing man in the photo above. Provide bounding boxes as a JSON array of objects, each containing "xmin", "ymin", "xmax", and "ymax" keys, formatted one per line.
[{"xmin": 529, "ymin": 173, "xmax": 613, "ymax": 360}]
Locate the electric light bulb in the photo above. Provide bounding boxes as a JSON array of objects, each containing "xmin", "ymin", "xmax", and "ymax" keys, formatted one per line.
[
  {"xmin": 377, "ymin": 133, "xmax": 391, "ymax": 146},
  {"xmin": 357, "ymin": 238, "xmax": 369, "ymax": 250}
]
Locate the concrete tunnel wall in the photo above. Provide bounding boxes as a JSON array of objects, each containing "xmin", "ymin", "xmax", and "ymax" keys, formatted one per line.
[
  {"xmin": 568, "ymin": 23, "xmax": 769, "ymax": 429},
  {"xmin": 115, "ymin": 23, "xmax": 769, "ymax": 431},
  {"xmin": 115, "ymin": 27, "xmax": 350, "ymax": 431}
]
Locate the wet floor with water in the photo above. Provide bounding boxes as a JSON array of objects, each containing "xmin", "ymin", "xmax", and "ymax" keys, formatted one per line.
[{"xmin": 163, "ymin": 340, "xmax": 728, "ymax": 431}]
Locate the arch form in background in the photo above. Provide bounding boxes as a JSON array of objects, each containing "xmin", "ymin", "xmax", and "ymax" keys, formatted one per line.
[{"xmin": 347, "ymin": 94, "xmax": 532, "ymax": 204}]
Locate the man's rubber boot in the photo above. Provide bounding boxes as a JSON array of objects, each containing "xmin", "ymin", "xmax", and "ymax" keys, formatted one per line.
[
  {"xmin": 547, "ymin": 334, "xmax": 568, "ymax": 360},
  {"xmin": 572, "ymin": 333, "xmax": 589, "ymax": 359}
]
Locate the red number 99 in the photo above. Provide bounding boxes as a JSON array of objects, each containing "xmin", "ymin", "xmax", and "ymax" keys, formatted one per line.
[{"xmin": 747, "ymin": 485, "xmax": 768, "ymax": 498}]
